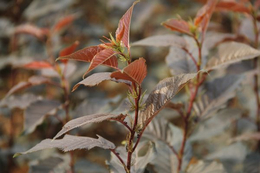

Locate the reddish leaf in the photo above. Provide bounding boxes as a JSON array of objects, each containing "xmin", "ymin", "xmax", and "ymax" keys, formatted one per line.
[
  {"xmin": 162, "ymin": 19, "xmax": 191, "ymax": 35},
  {"xmin": 195, "ymin": 0, "xmax": 217, "ymax": 35},
  {"xmin": 59, "ymin": 41, "xmax": 79, "ymax": 64},
  {"xmin": 115, "ymin": 1, "xmax": 139, "ymax": 49},
  {"xmin": 216, "ymin": 1, "xmax": 250, "ymax": 13},
  {"xmin": 22, "ymin": 61, "xmax": 53, "ymax": 70},
  {"xmin": 53, "ymin": 14, "xmax": 77, "ymax": 32},
  {"xmin": 84, "ymin": 49, "xmax": 118, "ymax": 77},
  {"xmin": 14, "ymin": 24, "xmax": 49, "ymax": 40},
  {"xmin": 111, "ymin": 58, "xmax": 147, "ymax": 85},
  {"xmin": 57, "ymin": 45, "xmax": 104, "ymax": 63}
]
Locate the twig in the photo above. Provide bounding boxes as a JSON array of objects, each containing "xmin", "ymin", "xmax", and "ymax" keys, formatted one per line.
[{"xmin": 110, "ymin": 149, "xmax": 129, "ymax": 173}]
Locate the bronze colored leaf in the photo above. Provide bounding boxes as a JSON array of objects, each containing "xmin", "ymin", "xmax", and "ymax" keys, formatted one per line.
[
  {"xmin": 139, "ymin": 73, "xmax": 197, "ymax": 127},
  {"xmin": 111, "ymin": 58, "xmax": 147, "ymax": 85},
  {"xmin": 22, "ymin": 61, "xmax": 53, "ymax": 69},
  {"xmin": 162, "ymin": 19, "xmax": 191, "ymax": 35}
]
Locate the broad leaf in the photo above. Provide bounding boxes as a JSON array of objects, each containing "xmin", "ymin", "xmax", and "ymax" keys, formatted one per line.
[
  {"xmin": 243, "ymin": 153, "xmax": 260, "ymax": 173},
  {"xmin": 85, "ymin": 48, "xmax": 118, "ymax": 76},
  {"xmin": 187, "ymin": 160, "xmax": 227, "ymax": 173},
  {"xmin": 144, "ymin": 117, "xmax": 192, "ymax": 172},
  {"xmin": 132, "ymin": 34, "xmax": 186, "ymax": 48},
  {"xmin": 162, "ymin": 19, "xmax": 191, "ymax": 35},
  {"xmin": 139, "ymin": 73, "xmax": 197, "ymax": 127},
  {"xmin": 111, "ymin": 58, "xmax": 147, "ymax": 85},
  {"xmin": 53, "ymin": 113, "xmax": 120, "ymax": 140},
  {"xmin": 206, "ymin": 42, "xmax": 260, "ymax": 71},
  {"xmin": 14, "ymin": 134, "xmax": 115, "ymax": 157},
  {"xmin": 108, "ymin": 141, "xmax": 155, "ymax": 173},
  {"xmin": 193, "ymin": 74, "xmax": 243, "ymax": 119},
  {"xmin": 57, "ymin": 45, "xmax": 104, "ymax": 62},
  {"xmin": 72, "ymin": 72, "xmax": 112, "ymax": 91},
  {"xmin": 22, "ymin": 61, "xmax": 53, "ymax": 69},
  {"xmin": 24, "ymin": 99, "xmax": 61, "ymax": 134},
  {"xmin": 4, "ymin": 76, "xmax": 50, "ymax": 98},
  {"xmin": 115, "ymin": 0, "xmax": 139, "ymax": 49}
]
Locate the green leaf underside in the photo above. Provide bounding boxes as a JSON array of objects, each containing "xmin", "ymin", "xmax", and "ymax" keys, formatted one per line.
[{"xmin": 14, "ymin": 134, "xmax": 115, "ymax": 157}]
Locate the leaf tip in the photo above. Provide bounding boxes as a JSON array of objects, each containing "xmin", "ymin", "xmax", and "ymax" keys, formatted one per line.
[{"xmin": 13, "ymin": 153, "xmax": 21, "ymax": 158}]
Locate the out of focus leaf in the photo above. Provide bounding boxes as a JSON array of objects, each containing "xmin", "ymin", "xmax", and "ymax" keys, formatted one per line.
[
  {"xmin": 187, "ymin": 160, "xmax": 227, "ymax": 173},
  {"xmin": 216, "ymin": 1, "xmax": 250, "ymax": 13},
  {"xmin": 59, "ymin": 41, "xmax": 79, "ymax": 64},
  {"xmin": 162, "ymin": 19, "xmax": 191, "ymax": 35},
  {"xmin": 53, "ymin": 14, "xmax": 78, "ymax": 33},
  {"xmin": 13, "ymin": 24, "xmax": 49, "ymax": 40},
  {"xmin": 132, "ymin": 34, "xmax": 186, "ymax": 48},
  {"xmin": 228, "ymin": 132, "xmax": 260, "ymax": 144},
  {"xmin": 29, "ymin": 154, "xmax": 70, "ymax": 173},
  {"xmin": 24, "ymin": 99, "xmax": 61, "ymax": 134},
  {"xmin": 53, "ymin": 113, "xmax": 120, "ymax": 140},
  {"xmin": 4, "ymin": 76, "xmax": 50, "ymax": 98},
  {"xmin": 22, "ymin": 61, "xmax": 53, "ymax": 70},
  {"xmin": 14, "ymin": 135, "xmax": 115, "ymax": 157},
  {"xmin": 111, "ymin": 58, "xmax": 147, "ymax": 85},
  {"xmin": 243, "ymin": 153, "xmax": 260, "ymax": 173},
  {"xmin": 239, "ymin": 18, "xmax": 260, "ymax": 42},
  {"xmin": 139, "ymin": 73, "xmax": 197, "ymax": 127},
  {"xmin": 115, "ymin": 0, "xmax": 139, "ymax": 49},
  {"xmin": 0, "ymin": 94, "xmax": 40, "ymax": 109},
  {"xmin": 24, "ymin": 0, "xmax": 75, "ymax": 20},
  {"xmin": 193, "ymin": 75, "xmax": 243, "ymax": 119},
  {"xmin": 144, "ymin": 117, "xmax": 192, "ymax": 172},
  {"xmin": 206, "ymin": 42, "xmax": 260, "ymax": 71}
]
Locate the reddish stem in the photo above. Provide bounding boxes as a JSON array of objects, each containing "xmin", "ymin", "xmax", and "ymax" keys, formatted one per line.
[{"xmin": 110, "ymin": 149, "xmax": 128, "ymax": 173}]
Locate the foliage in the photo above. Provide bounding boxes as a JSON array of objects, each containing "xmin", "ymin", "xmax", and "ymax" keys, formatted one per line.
[{"xmin": 1, "ymin": 0, "xmax": 260, "ymax": 172}]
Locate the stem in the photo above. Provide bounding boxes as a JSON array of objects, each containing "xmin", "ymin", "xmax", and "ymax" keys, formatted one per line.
[
  {"xmin": 110, "ymin": 149, "xmax": 129, "ymax": 173},
  {"xmin": 177, "ymin": 37, "xmax": 203, "ymax": 172},
  {"xmin": 126, "ymin": 86, "xmax": 141, "ymax": 172},
  {"xmin": 182, "ymin": 47, "xmax": 199, "ymax": 71}
]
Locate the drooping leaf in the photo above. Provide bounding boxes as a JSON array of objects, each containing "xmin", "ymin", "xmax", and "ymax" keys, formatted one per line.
[
  {"xmin": 13, "ymin": 24, "xmax": 49, "ymax": 40},
  {"xmin": 132, "ymin": 34, "xmax": 186, "ymax": 48},
  {"xmin": 111, "ymin": 58, "xmax": 147, "ymax": 85},
  {"xmin": 22, "ymin": 61, "xmax": 53, "ymax": 70},
  {"xmin": 108, "ymin": 141, "xmax": 155, "ymax": 173},
  {"xmin": 216, "ymin": 1, "xmax": 250, "ymax": 13},
  {"xmin": 4, "ymin": 76, "xmax": 50, "ymax": 98},
  {"xmin": 144, "ymin": 117, "xmax": 192, "ymax": 172},
  {"xmin": 53, "ymin": 113, "xmax": 120, "ymax": 140},
  {"xmin": 24, "ymin": 99, "xmax": 61, "ymax": 134},
  {"xmin": 139, "ymin": 73, "xmax": 197, "ymax": 127},
  {"xmin": 162, "ymin": 19, "xmax": 191, "ymax": 35},
  {"xmin": 115, "ymin": 0, "xmax": 139, "ymax": 49},
  {"xmin": 187, "ymin": 160, "xmax": 227, "ymax": 173},
  {"xmin": 53, "ymin": 14, "xmax": 78, "ymax": 33},
  {"xmin": 72, "ymin": 72, "xmax": 112, "ymax": 91},
  {"xmin": 243, "ymin": 153, "xmax": 260, "ymax": 173},
  {"xmin": 193, "ymin": 74, "xmax": 243, "ymax": 119},
  {"xmin": 206, "ymin": 42, "xmax": 260, "ymax": 71},
  {"xmin": 14, "ymin": 134, "xmax": 115, "ymax": 157},
  {"xmin": 84, "ymin": 48, "xmax": 118, "ymax": 77}
]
